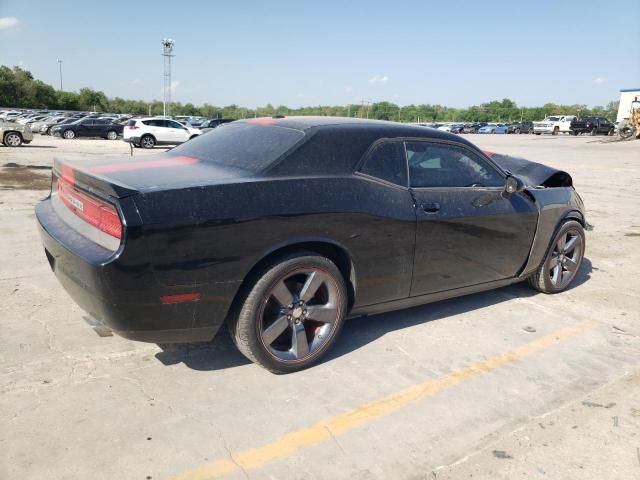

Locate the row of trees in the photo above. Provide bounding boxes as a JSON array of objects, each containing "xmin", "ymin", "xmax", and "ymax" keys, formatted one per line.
[{"xmin": 0, "ymin": 65, "xmax": 619, "ymax": 122}]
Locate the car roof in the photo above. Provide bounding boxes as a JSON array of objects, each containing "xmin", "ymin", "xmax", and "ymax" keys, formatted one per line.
[{"xmin": 236, "ymin": 116, "xmax": 469, "ymax": 140}]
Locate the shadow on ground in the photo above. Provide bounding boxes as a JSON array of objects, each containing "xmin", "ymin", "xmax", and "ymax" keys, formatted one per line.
[{"xmin": 155, "ymin": 258, "xmax": 592, "ymax": 372}]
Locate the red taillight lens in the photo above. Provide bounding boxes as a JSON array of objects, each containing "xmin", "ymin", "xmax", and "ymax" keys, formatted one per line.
[{"xmin": 57, "ymin": 178, "xmax": 122, "ymax": 240}]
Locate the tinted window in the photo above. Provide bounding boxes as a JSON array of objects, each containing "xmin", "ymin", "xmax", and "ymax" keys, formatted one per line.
[
  {"xmin": 360, "ymin": 142, "xmax": 407, "ymax": 186},
  {"xmin": 167, "ymin": 120, "xmax": 183, "ymax": 129},
  {"xmin": 406, "ymin": 142, "xmax": 503, "ymax": 188},
  {"xmin": 171, "ymin": 122, "xmax": 305, "ymax": 173},
  {"xmin": 143, "ymin": 119, "xmax": 161, "ymax": 127}
]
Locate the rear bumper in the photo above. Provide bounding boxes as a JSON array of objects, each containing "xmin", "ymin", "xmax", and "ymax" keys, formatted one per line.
[{"xmin": 35, "ymin": 198, "xmax": 235, "ymax": 343}]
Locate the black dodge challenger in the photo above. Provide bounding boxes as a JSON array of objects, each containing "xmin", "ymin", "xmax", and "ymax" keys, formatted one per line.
[{"xmin": 36, "ymin": 117, "xmax": 586, "ymax": 373}]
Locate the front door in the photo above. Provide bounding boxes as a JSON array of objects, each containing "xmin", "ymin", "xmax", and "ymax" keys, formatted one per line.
[{"xmin": 406, "ymin": 141, "xmax": 538, "ymax": 296}]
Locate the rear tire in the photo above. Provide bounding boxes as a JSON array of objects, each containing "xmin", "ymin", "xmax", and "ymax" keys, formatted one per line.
[
  {"xmin": 552, "ymin": 126, "xmax": 559, "ymax": 136},
  {"xmin": 528, "ymin": 220, "xmax": 585, "ymax": 294},
  {"xmin": 228, "ymin": 252, "xmax": 347, "ymax": 373},
  {"xmin": 3, "ymin": 132, "xmax": 23, "ymax": 147},
  {"xmin": 590, "ymin": 128, "xmax": 597, "ymax": 136},
  {"xmin": 140, "ymin": 134, "xmax": 155, "ymax": 149},
  {"xmin": 106, "ymin": 130, "xmax": 118, "ymax": 140}
]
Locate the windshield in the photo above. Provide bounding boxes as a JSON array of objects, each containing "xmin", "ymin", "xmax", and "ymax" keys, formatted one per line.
[
  {"xmin": 170, "ymin": 122, "xmax": 305, "ymax": 173},
  {"xmin": 547, "ymin": 116, "xmax": 560, "ymax": 121}
]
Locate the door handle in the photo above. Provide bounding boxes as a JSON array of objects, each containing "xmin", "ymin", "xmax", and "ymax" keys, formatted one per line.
[{"xmin": 422, "ymin": 202, "xmax": 441, "ymax": 213}]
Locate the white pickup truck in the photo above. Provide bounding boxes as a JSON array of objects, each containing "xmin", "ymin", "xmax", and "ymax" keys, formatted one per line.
[{"xmin": 533, "ymin": 115, "xmax": 577, "ymax": 135}]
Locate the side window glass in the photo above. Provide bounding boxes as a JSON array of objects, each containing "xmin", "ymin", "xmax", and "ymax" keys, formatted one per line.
[
  {"xmin": 406, "ymin": 142, "xmax": 504, "ymax": 188},
  {"xmin": 360, "ymin": 142, "xmax": 407, "ymax": 187},
  {"xmin": 168, "ymin": 120, "xmax": 183, "ymax": 129}
]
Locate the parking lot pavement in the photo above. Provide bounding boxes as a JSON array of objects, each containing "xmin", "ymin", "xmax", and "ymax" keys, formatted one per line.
[{"xmin": 1, "ymin": 134, "xmax": 639, "ymax": 480}]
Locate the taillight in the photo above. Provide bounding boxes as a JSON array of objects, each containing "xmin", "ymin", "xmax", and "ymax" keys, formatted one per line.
[{"xmin": 57, "ymin": 178, "xmax": 122, "ymax": 240}]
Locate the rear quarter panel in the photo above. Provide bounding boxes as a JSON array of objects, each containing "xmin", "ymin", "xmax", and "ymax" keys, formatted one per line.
[{"xmin": 133, "ymin": 176, "xmax": 417, "ymax": 311}]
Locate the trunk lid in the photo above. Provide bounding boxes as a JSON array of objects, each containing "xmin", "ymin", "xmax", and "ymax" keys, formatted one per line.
[{"xmin": 53, "ymin": 153, "xmax": 243, "ymax": 199}]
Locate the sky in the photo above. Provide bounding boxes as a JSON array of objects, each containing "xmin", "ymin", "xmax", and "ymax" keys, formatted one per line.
[{"xmin": 1, "ymin": 0, "xmax": 639, "ymax": 108}]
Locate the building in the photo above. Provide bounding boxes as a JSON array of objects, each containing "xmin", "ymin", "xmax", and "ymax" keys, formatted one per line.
[{"xmin": 617, "ymin": 88, "xmax": 640, "ymax": 122}]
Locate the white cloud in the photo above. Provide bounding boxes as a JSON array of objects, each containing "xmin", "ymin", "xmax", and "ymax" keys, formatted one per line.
[
  {"xmin": 593, "ymin": 76, "xmax": 608, "ymax": 84},
  {"xmin": 393, "ymin": 93, "xmax": 400, "ymax": 99},
  {"xmin": 18, "ymin": 60, "xmax": 26, "ymax": 68},
  {"xmin": 170, "ymin": 80, "xmax": 179, "ymax": 93},
  {"xmin": 132, "ymin": 78, "xmax": 142, "ymax": 85},
  {"xmin": 0, "ymin": 17, "xmax": 18, "ymax": 30},
  {"xmin": 368, "ymin": 75, "xmax": 389, "ymax": 85},
  {"xmin": 345, "ymin": 87, "xmax": 353, "ymax": 93},
  {"xmin": 296, "ymin": 93, "xmax": 305, "ymax": 98}
]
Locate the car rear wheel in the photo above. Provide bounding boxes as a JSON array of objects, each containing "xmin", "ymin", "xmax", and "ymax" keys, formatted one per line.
[
  {"xmin": 552, "ymin": 127, "xmax": 559, "ymax": 136},
  {"xmin": 63, "ymin": 130, "xmax": 75, "ymax": 139},
  {"xmin": 528, "ymin": 220, "xmax": 585, "ymax": 293},
  {"xmin": 106, "ymin": 130, "xmax": 118, "ymax": 140},
  {"xmin": 3, "ymin": 132, "xmax": 23, "ymax": 147},
  {"xmin": 140, "ymin": 135, "xmax": 155, "ymax": 148},
  {"xmin": 229, "ymin": 253, "xmax": 347, "ymax": 373}
]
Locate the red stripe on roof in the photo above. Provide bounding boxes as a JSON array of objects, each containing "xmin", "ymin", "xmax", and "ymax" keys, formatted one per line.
[
  {"xmin": 89, "ymin": 156, "xmax": 199, "ymax": 173},
  {"xmin": 246, "ymin": 117, "xmax": 278, "ymax": 125}
]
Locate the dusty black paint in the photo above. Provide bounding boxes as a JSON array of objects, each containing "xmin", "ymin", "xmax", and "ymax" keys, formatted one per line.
[{"xmin": 36, "ymin": 117, "xmax": 586, "ymax": 343}]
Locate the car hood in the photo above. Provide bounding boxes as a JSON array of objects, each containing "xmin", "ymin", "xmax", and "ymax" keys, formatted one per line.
[{"xmin": 488, "ymin": 153, "xmax": 572, "ymax": 188}]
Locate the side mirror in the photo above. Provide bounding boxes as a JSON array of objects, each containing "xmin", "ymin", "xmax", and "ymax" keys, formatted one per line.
[{"xmin": 503, "ymin": 175, "xmax": 525, "ymax": 197}]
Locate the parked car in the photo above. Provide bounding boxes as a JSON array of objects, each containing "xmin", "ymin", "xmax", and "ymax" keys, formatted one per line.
[
  {"xmin": 0, "ymin": 110, "xmax": 23, "ymax": 121},
  {"xmin": 478, "ymin": 123, "xmax": 508, "ymax": 134},
  {"xmin": 30, "ymin": 116, "xmax": 65, "ymax": 134},
  {"xmin": 533, "ymin": 115, "xmax": 576, "ymax": 135},
  {"xmin": 36, "ymin": 117, "xmax": 586, "ymax": 373},
  {"xmin": 40, "ymin": 117, "xmax": 76, "ymax": 135},
  {"xmin": 518, "ymin": 121, "xmax": 534, "ymax": 134},
  {"xmin": 51, "ymin": 118, "xmax": 124, "ymax": 140},
  {"xmin": 123, "ymin": 117, "xmax": 202, "ymax": 148},
  {"xmin": 569, "ymin": 116, "xmax": 615, "ymax": 136},
  {"xmin": 461, "ymin": 123, "xmax": 485, "ymax": 134},
  {"xmin": 0, "ymin": 121, "xmax": 33, "ymax": 147},
  {"xmin": 200, "ymin": 118, "xmax": 236, "ymax": 132}
]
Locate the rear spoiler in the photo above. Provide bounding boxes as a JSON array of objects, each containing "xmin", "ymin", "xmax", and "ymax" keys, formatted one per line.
[{"xmin": 53, "ymin": 158, "xmax": 138, "ymax": 199}]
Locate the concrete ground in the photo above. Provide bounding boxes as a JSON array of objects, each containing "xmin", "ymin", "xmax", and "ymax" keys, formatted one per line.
[{"xmin": 1, "ymin": 133, "xmax": 639, "ymax": 480}]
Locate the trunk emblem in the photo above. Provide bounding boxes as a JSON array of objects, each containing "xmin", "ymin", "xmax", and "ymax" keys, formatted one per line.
[{"xmin": 68, "ymin": 195, "xmax": 84, "ymax": 212}]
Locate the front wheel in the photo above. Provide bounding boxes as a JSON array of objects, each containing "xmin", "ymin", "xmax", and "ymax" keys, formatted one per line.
[
  {"xmin": 528, "ymin": 220, "xmax": 585, "ymax": 293},
  {"xmin": 63, "ymin": 130, "xmax": 75, "ymax": 139},
  {"xmin": 590, "ymin": 128, "xmax": 597, "ymax": 136},
  {"xmin": 229, "ymin": 253, "xmax": 347, "ymax": 373},
  {"xmin": 552, "ymin": 127, "xmax": 559, "ymax": 136}
]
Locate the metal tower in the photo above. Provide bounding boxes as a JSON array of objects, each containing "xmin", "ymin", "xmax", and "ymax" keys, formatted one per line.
[{"xmin": 161, "ymin": 38, "xmax": 175, "ymax": 117}]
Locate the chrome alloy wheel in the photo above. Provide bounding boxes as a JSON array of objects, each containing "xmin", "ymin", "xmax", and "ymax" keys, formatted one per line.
[
  {"xmin": 258, "ymin": 268, "xmax": 341, "ymax": 362},
  {"xmin": 547, "ymin": 228, "xmax": 583, "ymax": 289}
]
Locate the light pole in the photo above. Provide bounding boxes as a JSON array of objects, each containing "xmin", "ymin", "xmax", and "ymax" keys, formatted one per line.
[
  {"xmin": 57, "ymin": 59, "xmax": 63, "ymax": 90},
  {"xmin": 161, "ymin": 38, "xmax": 175, "ymax": 117}
]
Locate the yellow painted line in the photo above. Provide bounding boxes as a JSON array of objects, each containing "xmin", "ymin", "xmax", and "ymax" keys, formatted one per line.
[{"xmin": 172, "ymin": 320, "xmax": 596, "ymax": 480}]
